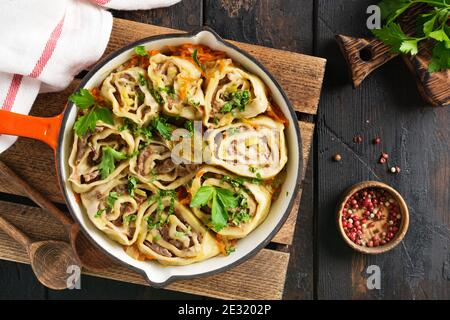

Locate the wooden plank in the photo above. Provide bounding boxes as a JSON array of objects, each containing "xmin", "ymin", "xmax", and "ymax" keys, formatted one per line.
[
  {"xmin": 317, "ymin": 0, "xmax": 450, "ymax": 299},
  {"xmin": 204, "ymin": 0, "xmax": 314, "ymax": 55},
  {"xmin": 111, "ymin": 0, "xmax": 203, "ymax": 32},
  {"xmin": 0, "ymin": 200, "xmax": 288, "ymax": 300},
  {"xmin": 271, "ymin": 121, "xmax": 314, "ymax": 245},
  {"xmin": 105, "ymin": 18, "xmax": 325, "ymax": 115}
]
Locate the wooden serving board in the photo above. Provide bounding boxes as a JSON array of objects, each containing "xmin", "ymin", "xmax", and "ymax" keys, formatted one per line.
[
  {"xmin": 0, "ymin": 18, "xmax": 325, "ymax": 300},
  {"xmin": 336, "ymin": 3, "xmax": 450, "ymax": 107}
]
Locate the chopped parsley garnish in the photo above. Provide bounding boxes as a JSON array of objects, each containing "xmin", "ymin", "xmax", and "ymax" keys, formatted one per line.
[
  {"xmin": 70, "ymin": 89, "xmax": 114, "ymax": 137},
  {"xmin": 150, "ymin": 88, "xmax": 164, "ymax": 105},
  {"xmin": 123, "ymin": 214, "xmax": 137, "ymax": 224},
  {"xmin": 184, "ymin": 120, "xmax": 194, "ymax": 136},
  {"xmin": 159, "ymin": 86, "xmax": 176, "ymax": 98},
  {"xmin": 95, "ymin": 208, "xmax": 105, "ymax": 218},
  {"xmin": 128, "ymin": 176, "xmax": 139, "ymax": 197},
  {"xmin": 138, "ymin": 73, "xmax": 147, "ymax": 86},
  {"xmin": 119, "ymin": 119, "xmax": 153, "ymax": 140},
  {"xmin": 225, "ymin": 247, "xmax": 236, "ymax": 255},
  {"xmin": 220, "ymin": 90, "xmax": 251, "ymax": 113},
  {"xmin": 175, "ymin": 231, "xmax": 185, "ymax": 238},
  {"xmin": 134, "ymin": 46, "xmax": 149, "ymax": 57},
  {"xmin": 107, "ymin": 192, "xmax": 119, "ymax": 209}
]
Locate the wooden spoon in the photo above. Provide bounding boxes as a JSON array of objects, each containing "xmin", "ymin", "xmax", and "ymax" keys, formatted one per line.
[
  {"xmin": 0, "ymin": 161, "xmax": 111, "ymax": 271},
  {"xmin": 0, "ymin": 215, "xmax": 80, "ymax": 290}
]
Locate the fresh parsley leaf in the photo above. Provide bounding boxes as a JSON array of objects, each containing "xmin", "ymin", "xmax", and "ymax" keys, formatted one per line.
[
  {"xmin": 152, "ymin": 117, "xmax": 173, "ymax": 140},
  {"xmin": 69, "ymin": 89, "xmax": 95, "ymax": 109},
  {"xmin": 429, "ymin": 28, "xmax": 450, "ymax": 42},
  {"xmin": 128, "ymin": 176, "xmax": 138, "ymax": 197},
  {"xmin": 153, "ymin": 235, "xmax": 161, "ymax": 242},
  {"xmin": 99, "ymin": 147, "xmax": 128, "ymax": 179},
  {"xmin": 107, "ymin": 192, "xmax": 119, "ymax": 209},
  {"xmin": 378, "ymin": 0, "xmax": 411, "ymax": 23},
  {"xmin": 74, "ymin": 110, "xmax": 97, "ymax": 137},
  {"xmin": 190, "ymin": 186, "xmax": 239, "ymax": 232},
  {"xmin": 374, "ymin": 0, "xmax": 450, "ymax": 73},
  {"xmin": 372, "ymin": 23, "xmax": 414, "ymax": 53},
  {"xmin": 74, "ymin": 106, "xmax": 113, "ymax": 137},
  {"xmin": 211, "ymin": 193, "xmax": 228, "ymax": 231},
  {"xmin": 423, "ymin": 13, "xmax": 438, "ymax": 36},
  {"xmin": 134, "ymin": 46, "xmax": 148, "ymax": 57},
  {"xmin": 190, "ymin": 186, "xmax": 215, "ymax": 208},
  {"xmin": 150, "ymin": 88, "xmax": 164, "ymax": 105},
  {"xmin": 216, "ymin": 188, "xmax": 238, "ymax": 209},
  {"xmin": 400, "ymin": 39, "xmax": 420, "ymax": 55},
  {"xmin": 429, "ymin": 41, "xmax": 450, "ymax": 72},
  {"xmin": 94, "ymin": 107, "xmax": 114, "ymax": 125}
]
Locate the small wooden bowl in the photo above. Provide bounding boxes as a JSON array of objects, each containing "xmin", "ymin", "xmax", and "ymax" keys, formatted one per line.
[{"xmin": 336, "ymin": 181, "xmax": 409, "ymax": 254}]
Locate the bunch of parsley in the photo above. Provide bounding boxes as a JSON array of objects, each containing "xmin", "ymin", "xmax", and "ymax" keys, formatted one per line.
[{"xmin": 372, "ymin": 0, "xmax": 450, "ymax": 72}]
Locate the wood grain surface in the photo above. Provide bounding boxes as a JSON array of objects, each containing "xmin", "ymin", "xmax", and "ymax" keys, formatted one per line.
[
  {"xmin": 317, "ymin": 0, "xmax": 450, "ymax": 299},
  {"xmin": 0, "ymin": 0, "xmax": 323, "ymax": 300}
]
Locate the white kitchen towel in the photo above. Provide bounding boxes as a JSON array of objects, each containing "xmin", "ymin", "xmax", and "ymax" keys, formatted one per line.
[{"xmin": 0, "ymin": 0, "xmax": 180, "ymax": 154}]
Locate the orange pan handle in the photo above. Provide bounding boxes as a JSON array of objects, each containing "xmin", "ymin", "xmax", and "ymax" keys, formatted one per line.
[{"xmin": 0, "ymin": 110, "xmax": 63, "ymax": 151}]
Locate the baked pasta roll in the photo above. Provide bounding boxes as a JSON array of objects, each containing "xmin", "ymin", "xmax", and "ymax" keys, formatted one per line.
[
  {"xmin": 130, "ymin": 137, "xmax": 199, "ymax": 190},
  {"xmin": 137, "ymin": 198, "xmax": 220, "ymax": 265},
  {"xmin": 190, "ymin": 166, "xmax": 271, "ymax": 239},
  {"xmin": 205, "ymin": 116, "xmax": 287, "ymax": 179},
  {"xmin": 101, "ymin": 66, "xmax": 159, "ymax": 125},
  {"xmin": 203, "ymin": 59, "xmax": 268, "ymax": 127},
  {"xmin": 147, "ymin": 53, "xmax": 204, "ymax": 120},
  {"xmin": 69, "ymin": 125, "xmax": 135, "ymax": 193},
  {"xmin": 80, "ymin": 173, "xmax": 153, "ymax": 245}
]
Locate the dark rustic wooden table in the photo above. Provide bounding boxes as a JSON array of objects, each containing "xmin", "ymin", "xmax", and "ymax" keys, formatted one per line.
[{"xmin": 0, "ymin": 0, "xmax": 449, "ymax": 300}]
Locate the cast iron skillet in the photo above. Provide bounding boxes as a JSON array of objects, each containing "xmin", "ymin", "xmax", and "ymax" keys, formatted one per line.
[{"xmin": 0, "ymin": 27, "xmax": 302, "ymax": 287}]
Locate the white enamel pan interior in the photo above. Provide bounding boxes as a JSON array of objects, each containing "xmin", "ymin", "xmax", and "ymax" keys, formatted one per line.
[{"xmin": 58, "ymin": 28, "xmax": 302, "ymax": 287}]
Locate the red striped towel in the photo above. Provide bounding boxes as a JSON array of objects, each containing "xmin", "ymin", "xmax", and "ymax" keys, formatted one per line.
[{"xmin": 0, "ymin": 0, "xmax": 180, "ymax": 153}]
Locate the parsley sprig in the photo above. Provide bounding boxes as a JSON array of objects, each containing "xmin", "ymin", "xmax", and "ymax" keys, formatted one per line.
[
  {"xmin": 372, "ymin": 0, "xmax": 450, "ymax": 72},
  {"xmin": 98, "ymin": 147, "xmax": 128, "ymax": 179},
  {"xmin": 190, "ymin": 186, "xmax": 239, "ymax": 231},
  {"xmin": 69, "ymin": 89, "xmax": 114, "ymax": 137}
]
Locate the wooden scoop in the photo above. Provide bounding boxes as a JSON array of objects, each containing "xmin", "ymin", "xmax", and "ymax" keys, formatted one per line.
[
  {"xmin": 0, "ymin": 215, "xmax": 79, "ymax": 290},
  {"xmin": 335, "ymin": 3, "xmax": 449, "ymax": 107},
  {"xmin": 0, "ymin": 161, "xmax": 111, "ymax": 271}
]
